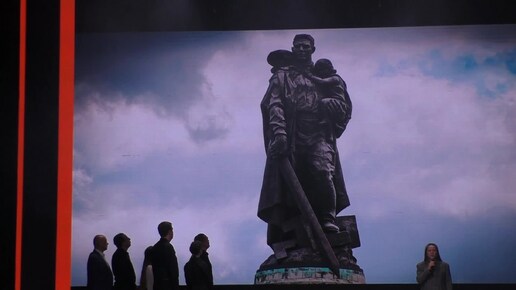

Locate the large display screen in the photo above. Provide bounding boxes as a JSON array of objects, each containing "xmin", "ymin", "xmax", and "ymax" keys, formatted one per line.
[{"xmin": 72, "ymin": 25, "xmax": 516, "ymax": 285}]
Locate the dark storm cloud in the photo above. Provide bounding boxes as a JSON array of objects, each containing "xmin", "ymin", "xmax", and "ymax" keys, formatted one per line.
[{"xmin": 75, "ymin": 31, "xmax": 244, "ymax": 118}]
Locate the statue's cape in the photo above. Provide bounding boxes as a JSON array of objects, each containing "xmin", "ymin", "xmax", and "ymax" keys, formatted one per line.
[{"xmin": 258, "ymin": 69, "xmax": 351, "ymax": 231}]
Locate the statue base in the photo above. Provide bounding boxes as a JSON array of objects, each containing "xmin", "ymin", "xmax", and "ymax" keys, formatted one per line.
[
  {"xmin": 254, "ymin": 246, "xmax": 365, "ymax": 284},
  {"xmin": 255, "ymin": 266, "xmax": 365, "ymax": 284}
]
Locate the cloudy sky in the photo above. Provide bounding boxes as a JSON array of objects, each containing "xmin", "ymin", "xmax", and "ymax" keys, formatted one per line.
[{"xmin": 72, "ymin": 25, "xmax": 516, "ymax": 285}]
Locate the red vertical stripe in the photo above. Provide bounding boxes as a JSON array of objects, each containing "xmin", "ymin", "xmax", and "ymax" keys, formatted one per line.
[
  {"xmin": 56, "ymin": 0, "xmax": 75, "ymax": 289},
  {"xmin": 16, "ymin": 0, "xmax": 26, "ymax": 290}
]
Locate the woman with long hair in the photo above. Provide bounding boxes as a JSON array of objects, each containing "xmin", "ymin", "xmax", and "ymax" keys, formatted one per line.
[{"xmin": 416, "ymin": 243, "xmax": 452, "ymax": 290}]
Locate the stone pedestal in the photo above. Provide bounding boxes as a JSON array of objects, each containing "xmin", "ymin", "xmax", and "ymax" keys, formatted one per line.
[
  {"xmin": 255, "ymin": 246, "xmax": 365, "ymax": 284},
  {"xmin": 255, "ymin": 216, "xmax": 365, "ymax": 284},
  {"xmin": 255, "ymin": 266, "xmax": 365, "ymax": 284}
]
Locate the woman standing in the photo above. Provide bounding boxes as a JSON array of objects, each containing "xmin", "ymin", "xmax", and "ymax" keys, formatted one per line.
[
  {"xmin": 416, "ymin": 243, "xmax": 452, "ymax": 290},
  {"xmin": 184, "ymin": 241, "xmax": 213, "ymax": 290}
]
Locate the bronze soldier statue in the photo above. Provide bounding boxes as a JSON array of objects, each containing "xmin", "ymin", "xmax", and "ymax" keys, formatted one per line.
[{"xmin": 258, "ymin": 34, "xmax": 352, "ymax": 248}]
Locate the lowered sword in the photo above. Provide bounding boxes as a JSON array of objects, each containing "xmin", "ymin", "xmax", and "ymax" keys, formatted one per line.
[{"xmin": 278, "ymin": 157, "xmax": 341, "ymax": 276}]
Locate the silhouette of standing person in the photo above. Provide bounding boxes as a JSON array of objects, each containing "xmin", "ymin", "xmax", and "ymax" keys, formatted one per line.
[
  {"xmin": 112, "ymin": 233, "xmax": 137, "ymax": 290},
  {"xmin": 184, "ymin": 241, "xmax": 212, "ymax": 290},
  {"xmin": 139, "ymin": 246, "xmax": 154, "ymax": 290},
  {"xmin": 193, "ymin": 233, "xmax": 213, "ymax": 287},
  {"xmin": 87, "ymin": 234, "xmax": 113, "ymax": 290},
  {"xmin": 417, "ymin": 243, "xmax": 453, "ymax": 290},
  {"xmin": 151, "ymin": 221, "xmax": 179, "ymax": 290}
]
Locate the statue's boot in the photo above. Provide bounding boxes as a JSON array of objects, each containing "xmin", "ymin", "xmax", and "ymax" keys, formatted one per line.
[
  {"xmin": 321, "ymin": 221, "xmax": 339, "ymax": 233},
  {"xmin": 320, "ymin": 211, "xmax": 339, "ymax": 233}
]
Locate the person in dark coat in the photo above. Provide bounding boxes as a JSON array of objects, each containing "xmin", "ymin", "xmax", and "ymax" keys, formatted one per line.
[
  {"xmin": 151, "ymin": 221, "xmax": 179, "ymax": 290},
  {"xmin": 87, "ymin": 234, "xmax": 114, "ymax": 290},
  {"xmin": 416, "ymin": 243, "xmax": 453, "ymax": 290},
  {"xmin": 184, "ymin": 241, "xmax": 212, "ymax": 290},
  {"xmin": 111, "ymin": 233, "xmax": 137, "ymax": 290},
  {"xmin": 193, "ymin": 233, "xmax": 213, "ymax": 286}
]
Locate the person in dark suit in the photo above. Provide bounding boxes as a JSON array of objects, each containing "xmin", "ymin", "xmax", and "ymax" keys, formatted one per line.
[
  {"xmin": 184, "ymin": 241, "xmax": 212, "ymax": 290},
  {"xmin": 87, "ymin": 234, "xmax": 114, "ymax": 290},
  {"xmin": 151, "ymin": 221, "xmax": 179, "ymax": 290},
  {"xmin": 112, "ymin": 233, "xmax": 137, "ymax": 290},
  {"xmin": 193, "ymin": 233, "xmax": 213, "ymax": 287}
]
